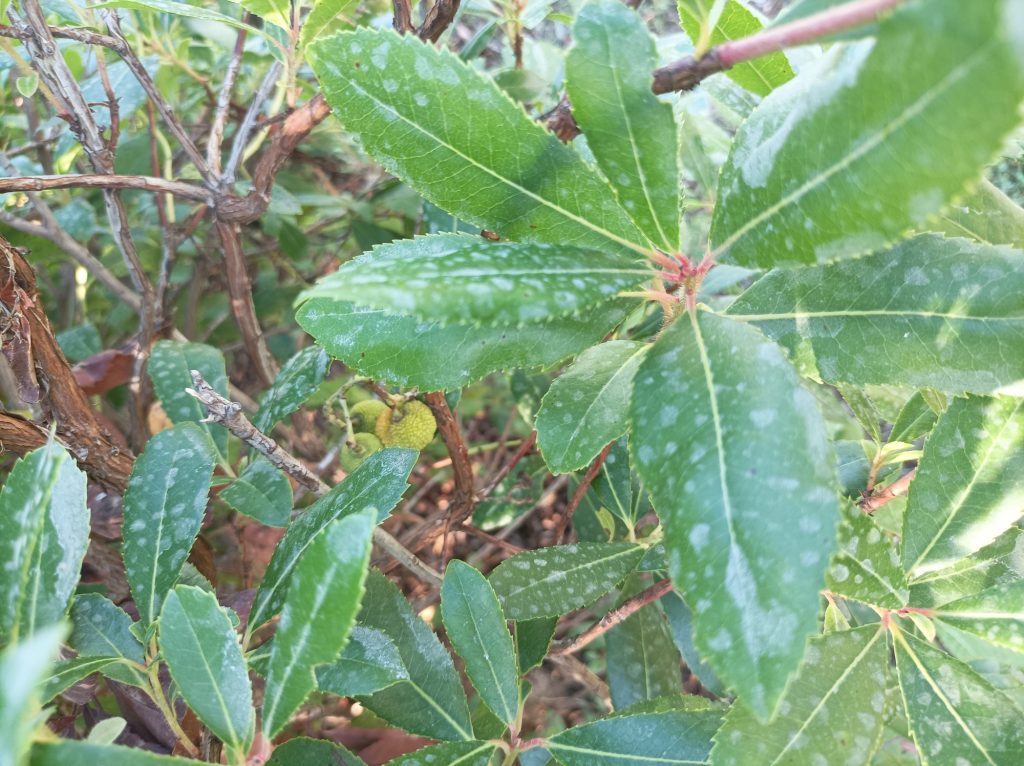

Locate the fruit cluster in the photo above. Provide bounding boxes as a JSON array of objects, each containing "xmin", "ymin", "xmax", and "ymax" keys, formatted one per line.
[{"xmin": 340, "ymin": 395, "xmax": 437, "ymax": 471}]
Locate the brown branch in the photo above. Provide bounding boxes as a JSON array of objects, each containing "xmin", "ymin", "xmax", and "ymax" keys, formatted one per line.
[
  {"xmin": 652, "ymin": 0, "xmax": 906, "ymax": 94},
  {"xmin": 425, "ymin": 391, "xmax": 475, "ymax": 523},
  {"xmin": 0, "ymin": 174, "xmax": 209, "ymax": 202},
  {"xmin": 553, "ymin": 441, "xmax": 613, "ymax": 542},
  {"xmin": 479, "ymin": 431, "xmax": 536, "ymax": 498},
  {"xmin": 859, "ymin": 468, "xmax": 916, "ymax": 514},
  {"xmin": 550, "ymin": 579, "xmax": 673, "ymax": 656},
  {"xmin": 207, "ymin": 26, "xmax": 248, "ymax": 178},
  {"xmin": 187, "ymin": 371, "xmax": 442, "ymax": 586},
  {"xmin": 419, "ymin": 0, "xmax": 461, "ymax": 43},
  {"xmin": 392, "ymin": 0, "xmax": 414, "ymax": 35},
  {"xmin": 0, "ymin": 22, "xmax": 125, "ymax": 52}
]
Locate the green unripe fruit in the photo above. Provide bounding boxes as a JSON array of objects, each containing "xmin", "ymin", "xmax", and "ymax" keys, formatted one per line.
[
  {"xmin": 349, "ymin": 399, "xmax": 388, "ymax": 433},
  {"xmin": 340, "ymin": 432, "xmax": 383, "ymax": 472},
  {"xmin": 345, "ymin": 385, "xmax": 372, "ymax": 406},
  {"xmin": 375, "ymin": 399, "xmax": 437, "ymax": 450}
]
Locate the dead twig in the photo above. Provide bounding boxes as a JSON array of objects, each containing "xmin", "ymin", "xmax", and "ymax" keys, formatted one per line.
[{"xmin": 550, "ymin": 579, "xmax": 673, "ymax": 656}]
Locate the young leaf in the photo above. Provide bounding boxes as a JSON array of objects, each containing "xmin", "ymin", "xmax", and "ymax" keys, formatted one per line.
[
  {"xmin": 302, "ymin": 235, "xmax": 649, "ymax": 327},
  {"xmin": 893, "ymin": 627, "xmax": 1024, "ymax": 764},
  {"xmin": 938, "ymin": 179, "xmax": 1024, "ymax": 249},
  {"xmin": 710, "ymin": 626, "xmax": 889, "ymax": 766},
  {"xmin": 902, "ymin": 396, "xmax": 1024, "ymax": 578},
  {"xmin": 29, "ymin": 741, "xmax": 209, "ymax": 766},
  {"xmin": 148, "ymin": 340, "xmax": 229, "ymax": 455},
  {"xmin": 248, "ymin": 448, "xmax": 416, "ymax": 632},
  {"xmin": 0, "ymin": 624, "xmax": 65, "ymax": 766},
  {"xmin": 253, "ymin": 345, "xmax": 330, "ymax": 431},
  {"xmin": 299, "ymin": 0, "xmax": 358, "ymax": 49},
  {"xmin": 536, "ymin": 341, "xmax": 647, "ymax": 473},
  {"xmin": 726, "ymin": 235, "xmax": 1024, "ymax": 394},
  {"xmin": 262, "ymin": 509, "xmax": 375, "ymax": 738},
  {"xmin": 0, "ymin": 441, "xmax": 87, "ymax": 641},
  {"xmin": 219, "ymin": 457, "xmax": 292, "ymax": 528},
  {"xmin": 69, "ymin": 594, "xmax": 147, "ymax": 688},
  {"xmin": 122, "ymin": 423, "xmax": 216, "ymax": 625},
  {"xmin": 710, "ymin": 0, "xmax": 1024, "ymax": 267},
  {"xmin": 382, "ymin": 741, "xmax": 499, "ymax": 766},
  {"xmin": 237, "ymin": 0, "xmax": 289, "ymax": 29},
  {"xmin": 630, "ymin": 310, "xmax": 838, "ymax": 719},
  {"xmin": 353, "ymin": 570, "xmax": 474, "ymax": 741},
  {"xmin": 317, "ymin": 625, "xmax": 409, "ymax": 697},
  {"xmin": 267, "ymin": 737, "xmax": 366, "ymax": 766},
  {"xmin": 546, "ymin": 700, "xmax": 723, "ymax": 766},
  {"xmin": 159, "ymin": 586, "xmax": 253, "ymax": 754},
  {"xmin": 298, "ymin": 297, "xmax": 633, "ymax": 392},
  {"xmin": 889, "ymin": 391, "xmax": 940, "ymax": 444},
  {"xmin": 677, "ymin": 0, "xmax": 794, "ymax": 97},
  {"xmin": 605, "ymin": 595, "xmax": 682, "ymax": 710},
  {"xmin": 306, "ymin": 28, "xmax": 646, "ymax": 256},
  {"xmin": 933, "ymin": 582, "xmax": 1024, "ymax": 655},
  {"xmin": 826, "ymin": 504, "xmax": 908, "ymax": 609},
  {"xmin": 440, "ymin": 560, "xmax": 520, "ymax": 726},
  {"xmin": 566, "ymin": 0, "xmax": 680, "ymax": 251},
  {"xmin": 908, "ymin": 528, "xmax": 1024, "ymax": 608},
  {"xmin": 488, "ymin": 543, "xmax": 645, "ymax": 620}
]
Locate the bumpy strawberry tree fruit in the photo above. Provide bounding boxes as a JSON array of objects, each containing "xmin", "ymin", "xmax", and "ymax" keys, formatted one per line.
[
  {"xmin": 349, "ymin": 399, "xmax": 388, "ymax": 433},
  {"xmin": 339, "ymin": 432, "xmax": 383, "ymax": 472},
  {"xmin": 375, "ymin": 399, "xmax": 437, "ymax": 450}
]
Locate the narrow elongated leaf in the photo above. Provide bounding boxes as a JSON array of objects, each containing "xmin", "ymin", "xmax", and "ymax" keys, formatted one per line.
[
  {"xmin": 300, "ymin": 0, "xmax": 358, "ymax": 48},
  {"xmin": 122, "ymin": 423, "xmax": 216, "ymax": 625},
  {"xmin": 237, "ymin": 0, "xmax": 289, "ymax": 29},
  {"xmin": 440, "ymin": 561, "xmax": 519, "ymax": 725},
  {"xmin": 0, "ymin": 441, "xmax": 87, "ymax": 641},
  {"xmin": 631, "ymin": 310, "xmax": 838, "ymax": 719},
  {"xmin": 938, "ymin": 179, "xmax": 1024, "ymax": 248},
  {"xmin": 536, "ymin": 341, "xmax": 647, "ymax": 473},
  {"xmin": 307, "ymin": 28, "xmax": 645, "ymax": 256},
  {"xmin": 489, "ymin": 543, "xmax": 645, "ymax": 620},
  {"xmin": 547, "ymin": 701, "xmax": 723, "ymax": 766},
  {"xmin": 30, "ymin": 741, "xmax": 208, "ymax": 766},
  {"xmin": 90, "ymin": 0, "xmax": 262, "ymax": 33},
  {"xmin": 298, "ymin": 297, "xmax": 632, "ymax": 391},
  {"xmin": 605, "ymin": 596, "xmax": 682, "ymax": 710},
  {"xmin": 933, "ymin": 582, "xmax": 1024, "ymax": 654},
  {"xmin": 267, "ymin": 737, "xmax": 366, "ymax": 766},
  {"xmin": 159, "ymin": 586, "xmax": 253, "ymax": 753},
  {"xmin": 566, "ymin": 0, "xmax": 679, "ymax": 250},
  {"xmin": 661, "ymin": 593, "xmax": 725, "ymax": 697},
  {"xmin": 384, "ymin": 741, "xmax": 498, "ymax": 766},
  {"xmin": 219, "ymin": 457, "xmax": 292, "ymax": 527},
  {"xmin": 893, "ymin": 627, "xmax": 1024, "ymax": 764},
  {"xmin": 69, "ymin": 594, "xmax": 147, "ymax": 688},
  {"xmin": 262, "ymin": 510, "xmax": 375, "ymax": 738},
  {"xmin": 711, "ymin": 626, "xmax": 889, "ymax": 766},
  {"xmin": 253, "ymin": 345, "xmax": 330, "ymax": 431},
  {"xmin": 908, "ymin": 528, "xmax": 1024, "ymax": 608},
  {"xmin": 677, "ymin": 0, "xmax": 794, "ymax": 97},
  {"xmin": 355, "ymin": 570, "xmax": 473, "ymax": 741},
  {"xmin": 249, "ymin": 448, "xmax": 416, "ymax": 632},
  {"xmin": 827, "ymin": 505, "xmax": 908, "ymax": 609},
  {"xmin": 711, "ymin": 0, "xmax": 1024, "ymax": 267},
  {"xmin": 1, "ymin": 625, "xmax": 65, "ymax": 766},
  {"xmin": 725, "ymin": 235, "xmax": 1024, "ymax": 394},
  {"xmin": 40, "ymin": 656, "xmax": 122, "ymax": 702},
  {"xmin": 902, "ymin": 396, "xmax": 1024, "ymax": 577},
  {"xmin": 303, "ymin": 235, "xmax": 648, "ymax": 326},
  {"xmin": 148, "ymin": 340, "xmax": 228, "ymax": 455},
  {"xmin": 889, "ymin": 391, "xmax": 940, "ymax": 444},
  {"xmin": 317, "ymin": 626, "xmax": 408, "ymax": 697}
]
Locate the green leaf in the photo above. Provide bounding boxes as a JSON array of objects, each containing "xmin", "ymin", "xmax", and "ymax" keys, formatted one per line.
[
  {"xmin": 933, "ymin": 582, "xmax": 1024, "ymax": 655},
  {"xmin": 677, "ymin": 0, "xmax": 794, "ymax": 97},
  {"xmin": 661, "ymin": 592, "xmax": 726, "ymax": 697},
  {"xmin": 826, "ymin": 504, "xmax": 908, "ymax": 609},
  {"xmin": 839, "ymin": 384, "xmax": 882, "ymax": 443},
  {"xmin": 566, "ymin": 0, "xmax": 680, "ymax": 251},
  {"xmin": 354, "ymin": 570, "xmax": 473, "ymax": 741},
  {"xmin": 236, "ymin": 0, "xmax": 289, "ymax": 29},
  {"xmin": 2, "ymin": 624, "xmax": 65, "ymax": 766},
  {"xmin": 515, "ymin": 617, "xmax": 558, "ymax": 674},
  {"xmin": 902, "ymin": 396, "xmax": 1024, "ymax": 577},
  {"xmin": 220, "ymin": 457, "xmax": 292, "ymax": 528},
  {"xmin": 711, "ymin": 625, "xmax": 889, "ymax": 765},
  {"xmin": 382, "ymin": 741, "xmax": 499, "ymax": 766},
  {"xmin": 441, "ymin": 561, "xmax": 520, "ymax": 726},
  {"xmin": 536, "ymin": 341, "xmax": 647, "ymax": 473},
  {"xmin": 262, "ymin": 509, "xmax": 375, "ymax": 738},
  {"xmin": 630, "ymin": 310, "xmax": 838, "ymax": 719},
  {"xmin": 893, "ymin": 627, "xmax": 1024, "ymax": 765},
  {"xmin": 489, "ymin": 543, "xmax": 645, "ymax": 620},
  {"xmin": 889, "ymin": 391, "xmax": 939, "ymax": 444},
  {"xmin": 546, "ymin": 700, "xmax": 723, "ymax": 765},
  {"xmin": 0, "ymin": 441, "xmax": 87, "ymax": 641},
  {"xmin": 605, "ymin": 594, "xmax": 682, "ymax": 710},
  {"xmin": 938, "ymin": 179, "xmax": 1024, "ymax": 249},
  {"xmin": 306, "ymin": 28, "xmax": 645, "ymax": 256},
  {"xmin": 298, "ymin": 297, "xmax": 633, "ymax": 392},
  {"xmin": 159, "ymin": 586, "xmax": 253, "ymax": 754},
  {"xmin": 301, "ymin": 235, "xmax": 649, "ymax": 326},
  {"xmin": 254, "ymin": 345, "xmax": 330, "ymax": 432},
  {"xmin": 122, "ymin": 423, "xmax": 216, "ymax": 625},
  {"xmin": 149, "ymin": 340, "xmax": 229, "ymax": 455},
  {"xmin": 725, "ymin": 235, "xmax": 1024, "ymax": 394},
  {"xmin": 89, "ymin": 0, "xmax": 262, "ymax": 33},
  {"xmin": 908, "ymin": 528, "xmax": 1024, "ymax": 608},
  {"xmin": 69, "ymin": 594, "xmax": 147, "ymax": 688},
  {"xmin": 248, "ymin": 448, "xmax": 416, "ymax": 632},
  {"xmin": 39, "ymin": 656, "xmax": 121, "ymax": 703},
  {"xmin": 317, "ymin": 626, "xmax": 408, "ymax": 696},
  {"xmin": 710, "ymin": 0, "xmax": 1024, "ymax": 267},
  {"xmin": 299, "ymin": 0, "xmax": 358, "ymax": 49},
  {"xmin": 30, "ymin": 741, "xmax": 208, "ymax": 766},
  {"xmin": 267, "ymin": 737, "xmax": 366, "ymax": 766}
]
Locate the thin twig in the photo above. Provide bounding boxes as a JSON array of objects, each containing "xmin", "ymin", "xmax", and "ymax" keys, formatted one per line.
[
  {"xmin": 425, "ymin": 391, "xmax": 476, "ymax": 524},
  {"xmin": 392, "ymin": 0, "xmax": 414, "ymax": 34},
  {"xmin": 0, "ymin": 174, "xmax": 209, "ymax": 201},
  {"xmin": 419, "ymin": 0, "xmax": 461, "ymax": 42},
  {"xmin": 222, "ymin": 60, "xmax": 283, "ymax": 188},
  {"xmin": 859, "ymin": 468, "xmax": 916, "ymax": 514},
  {"xmin": 207, "ymin": 26, "xmax": 248, "ymax": 178},
  {"xmin": 550, "ymin": 579, "xmax": 673, "ymax": 656},
  {"xmin": 479, "ymin": 431, "xmax": 536, "ymax": 498},
  {"xmin": 553, "ymin": 441, "xmax": 613, "ymax": 542}
]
